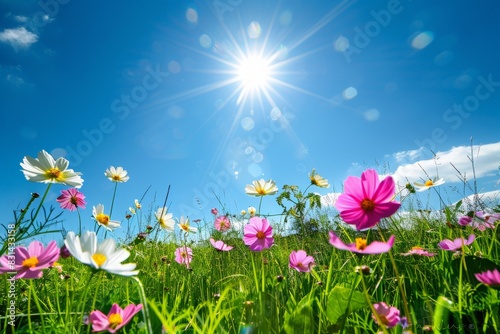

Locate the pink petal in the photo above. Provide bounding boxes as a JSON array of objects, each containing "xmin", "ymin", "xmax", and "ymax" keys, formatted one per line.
[{"xmin": 361, "ymin": 169, "xmax": 380, "ymax": 199}]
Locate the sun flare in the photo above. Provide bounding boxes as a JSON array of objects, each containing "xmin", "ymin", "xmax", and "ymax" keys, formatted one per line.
[{"xmin": 236, "ymin": 54, "xmax": 271, "ymax": 91}]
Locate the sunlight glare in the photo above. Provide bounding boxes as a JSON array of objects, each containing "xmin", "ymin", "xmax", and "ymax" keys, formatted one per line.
[{"xmin": 236, "ymin": 54, "xmax": 271, "ymax": 91}]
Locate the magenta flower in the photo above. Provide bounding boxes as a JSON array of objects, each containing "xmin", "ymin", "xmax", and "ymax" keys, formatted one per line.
[
  {"xmin": 57, "ymin": 188, "xmax": 86, "ymax": 211},
  {"xmin": 210, "ymin": 238, "xmax": 233, "ymax": 251},
  {"xmin": 243, "ymin": 216, "xmax": 274, "ymax": 251},
  {"xmin": 289, "ymin": 250, "xmax": 315, "ymax": 272},
  {"xmin": 211, "ymin": 208, "xmax": 219, "ymax": 215},
  {"xmin": 475, "ymin": 268, "xmax": 500, "ymax": 287},
  {"xmin": 372, "ymin": 302, "xmax": 400, "ymax": 328},
  {"xmin": 335, "ymin": 169, "xmax": 400, "ymax": 230},
  {"xmin": 459, "ymin": 211, "xmax": 499, "ymax": 231},
  {"xmin": 174, "ymin": 246, "xmax": 193, "ymax": 267},
  {"xmin": 87, "ymin": 303, "xmax": 142, "ymax": 333},
  {"xmin": 214, "ymin": 215, "xmax": 231, "ymax": 232},
  {"xmin": 0, "ymin": 240, "xmax": 60, "ymax": 279},
  {"xmin": 329, "ymin": 231, "xmax": 395, "ymax": 254},
  {"xmin": 438, "ymin": 234, "xmax": 475, "ymax": 251},
  {"xmin": 401, "ymin": 246, "xmax": 436, "ymax": 257}
]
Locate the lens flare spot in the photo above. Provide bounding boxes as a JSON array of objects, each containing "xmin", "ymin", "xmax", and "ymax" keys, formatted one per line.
[
  {"xmin": 342, "ymin": 86, "xmax": 357, "ymax": 100},
  {"xmin": 411, "ymin": 31, "xmax": 434, "ymax": 49},
  {"xmin": 241, "ymin": 117, "xmax": 255, "ymax": 131},
  {"xmin": 186, "ymin": 8, "xmax": 198, "ymax": 24},
  {"xmin": 247, "ymin": 21, "xmax": 261, "ymax": 39}
]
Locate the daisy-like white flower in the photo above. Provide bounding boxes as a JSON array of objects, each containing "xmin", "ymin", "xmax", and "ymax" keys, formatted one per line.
[
  {"xmin": 155, "ymin": 207, "xmax": 175, "ymax": 231},
  {"xmin": 178, "ymin": 216, "xmax": 197, "ymax": 234},
  {"xmin": 105, "ymin": 166, "xmax": 130, "ymax": 183},
  {"xmin": 87, "ymin": 303, "xmax": 142, "ymax": 333},
  {"xmin": 134, "ymin": 199, "xmax": 141, "ymax": 209},
  {"xmin": 413, "ymin": 177, "xmax": 445, "ymax": 192},
  {"xmin": 241, "ymin": 210, "xmax": 247, "ymax": 215},
  {"xmin": 309, "ymin": 169, "xmax": 329, "ymax": 188},
  {"xmin": 20, "ymin": 150, "xmax": 84, "ymax": 188},
  {"xmin": 210, "ymin": 238, "xmax": 233, "ymax": 251},
  {"xmin": 245, "ymin": 179, "xmax": 278, "ymax": 196},
  {"xmin": 93, "ymin": 204, "xmax": 121, "ymax": 231},
  {"xmin": 64, "ymin": 231, "xmax": 138, "ymax": 276},
  {"xmin": 248, "ymin": 206, "xmax": 256, "ymax": 217}
]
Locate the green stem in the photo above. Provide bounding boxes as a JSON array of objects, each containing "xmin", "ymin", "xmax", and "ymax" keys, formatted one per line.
[
  {"xmin": 132, "ymin": 276, "xmax": 153, "ymax": 334},
  {"xmin": 109, "ymin": 182, "xmax": 118, "ymax": 219},
  {"xmin": 77, "ymin": 207, "xmax": 82, "ymax": 236},
  {"xmin": 31, "ymin": 184, "xmax": 52, "ymax": 225},
  {"xmin": 258, "ymin": 196, "xmax": 263, "ymax": 216},
  {"xmin": 30, "ymin": 280, "xmax": 46, "ymax": 330}
]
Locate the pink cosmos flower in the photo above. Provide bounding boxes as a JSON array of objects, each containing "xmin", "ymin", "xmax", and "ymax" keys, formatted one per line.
[
  {"xmin": 475, "ymin": 268, "xmax": 500, "ymax": 287},
  {"xmin": 0, "ymin": 240, "xmax": 60, "ymax": 279},
  {"xmin": 210, "ymin": 238, "xmax": 233, "ymax": 251},
  {"xmin": 459, "ymin": 211, "xmax": 499, "ymax": 231},
  {"xmin": 87, "ymin": 303, "xmax": 142, "ymax": 333},
  {"xmin": 335, "ymin": 169, "xmax": 400, "ymax": 230},
  {"xmin": 372, "ymin": 302, "xmax": 400, "ymax": 328},
  {"xmin": 211, "ymin": 208, "xmax": 219, "ymax": 215},
  {"xmin": 214, "ymin": 215, "xmax": 231, "ymax": 232},
  {"xmin": 243, "ymin": 216, "xmax": 274, "ymax": 251},
  {"xmin": 289, "ymin": 250, "xmax": 315, "ymax": 272},
  {"xmin": 174, "ymin": 246, "xmax": 193, "ymax": 267},
  {"xmin": 401, "ymin": 246, "xmax": 436, "ymax": 257},
  {"xmin": 438, "ymin": 234, "xmax": 475, "ymax": 251},
  {"xmin": 329, "ymin": 231, "xmax": 395, "ymax": 254},
  {"xmin": 57, "ymin": 188, "xmax": 86, "ymax": 211}
]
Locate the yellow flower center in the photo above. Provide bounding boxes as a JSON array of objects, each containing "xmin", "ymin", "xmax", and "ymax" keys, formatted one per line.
[
  {"xmin": 355, "ymin": 238, "xmax": 367, "ymax": 250},
  {"xmin": 70, "ymin": 196, "xmax": 79, "ymax": 205},
  {"xmin": 112, "ymin": 175, "xmax": 121, "ymax": 181},
  {"xmin": 92, "ymin": 253, "xmax": 107, "ymax": 267},
  {"xmin": 22, "ymin": 256, "xmax": 39, "ymax": 268},
  {"xmin": 256, "ymin": 231, "xmax": 266, "ymax": 239},
  {"xmin": 360, "ymin": 199, "xmax": 375, "ymax": 212},
  {"xmin": 425, "ymin": 180, "xmax": 434, "ymax": 186},
  {"xmin": 96, "ymin": 213, "xmax": 109, "ymax": 225},
  {"xmin": 46, "ymin": 168, "xmax": 62, "ymax": 180},
  {"xmin": 108, "ymin": 313, "xmax": 123, "ymax": 329},
  {"xmin": 180, "ymin": 224, "xmax": 189, "ymax": 231},
  {"xmin": 411, "ymin": 246, "xmax": 423, "ymax": 251}
]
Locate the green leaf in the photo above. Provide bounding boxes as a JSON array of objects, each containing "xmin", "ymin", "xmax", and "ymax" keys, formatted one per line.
[
  {"xmin": 326, "ymin": 286, "xmax": 367, "ymax": 324},
  {"xmin": 284, "ymin": 295, "xmax": 315, "ymax": 334}
]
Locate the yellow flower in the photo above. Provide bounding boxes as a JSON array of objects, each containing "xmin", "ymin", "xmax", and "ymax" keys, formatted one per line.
[
  {"xmin": 245, "ymin": 179, "xmax": 278, "ymax": 196},
  {"xmin": 93, "ymin": 204, "xmax": 121, "ymax": 231},
  {"xmin": 309, "ymin": 169, "xmax": 329, "ymax": 188}
]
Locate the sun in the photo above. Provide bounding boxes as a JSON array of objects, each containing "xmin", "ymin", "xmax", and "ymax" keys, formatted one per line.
[{"xmin": 236, "ymin": 54, "xmax": 271, "ymax": 91}]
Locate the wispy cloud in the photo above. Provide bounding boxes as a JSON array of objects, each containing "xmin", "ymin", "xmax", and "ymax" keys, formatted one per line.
[
  {"xmin": 0, "ymin": 27, "xmax": 38, "ymax": 50},
  {"xmin": 390, "ymin": 142, "xmax": 500, "ymax": 187}
]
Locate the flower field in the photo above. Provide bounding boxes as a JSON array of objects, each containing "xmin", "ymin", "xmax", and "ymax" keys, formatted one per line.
[{"xmin": 1, "ymin": 150, "xmax": 499, "ymax": 333}]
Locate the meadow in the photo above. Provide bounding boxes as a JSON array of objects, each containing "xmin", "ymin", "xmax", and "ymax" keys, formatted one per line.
[{"xmin": 1, "ymin": 150, "xmax": 499, "ymax": 333}]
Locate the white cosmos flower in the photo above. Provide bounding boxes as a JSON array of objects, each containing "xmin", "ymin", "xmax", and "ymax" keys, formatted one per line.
[
  {"xmin": 245, "ymin": 179, "xmax": 278, "ymax": 196},
  {"xmin": 155, "ymin": 207, "xmax": 175, "ymax": 231},
  {"xmin": 177, "ymin": 216, "xmax": 197, "ymax": 234},
  {"xmin": 413, "ymin": 177, "xmax": 445, "ymax": 192},
  {"xmin": 64, "ymin": 231, "xmax": 138, "ymax": 276},
  {"xmin": 20, "ymin": 150, "xmax": 83, "ymax": 188},
  {"xmin": 105, "ymin": 166, "xmax": 130, "ymax": 183},
  {"xmin": 92, "ymin": 204, "xmax": 121, "ymax": 231}
]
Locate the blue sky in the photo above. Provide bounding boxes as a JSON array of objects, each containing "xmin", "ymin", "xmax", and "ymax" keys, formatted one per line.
[{"xmin": 1, "ymin": 0, "xmax": 499, "ymax": 240}]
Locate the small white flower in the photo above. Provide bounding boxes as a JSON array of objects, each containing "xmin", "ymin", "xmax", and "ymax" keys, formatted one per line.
[
  {"xmin": 155, "ymin": 207, "xmax": 175, "ymax": 231},
  {"xmin": 414, "ymin": 177, "xmax": 445, "ymax": 192},
  {"xmin": 92, "ymin": 204, "xmax": 121, "ymax": 231},
  {"xmin": 64, "ymin": 231, "xmax": 138, "ymax": 276},
  {"xmin": 177, "ymin": 216, "xmax": 197, "ymax": 234},
  {"xmin": 105, "ymin": 166, "xmax": 129, "ymax": 183}
]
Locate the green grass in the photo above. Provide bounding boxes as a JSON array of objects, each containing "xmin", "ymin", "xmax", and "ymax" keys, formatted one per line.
[{"xmin": 2, "ymin": 185, "xmax": 500, "ymax": 333}]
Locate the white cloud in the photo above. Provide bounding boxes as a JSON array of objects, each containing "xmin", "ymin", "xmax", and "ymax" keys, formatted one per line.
[
  {"xmin": 6, "ymin": 74, "xmax": 25, "ymax": 86},
  {"xmin": 456, "ymin": 190, "xmax": 500, "ymax": 210},
  {"xmin": 391, "ymin": 147, "xmax": 425, "ymax": 164},
  {"xmin": 14, "ymin": 15, "xmax": 29, "ymax": 23},
  {"xmin": 390, "ymin": 142, "xmax": 500, "ymax": 188},
  {"xmin": 0, "ymin": 27, "xmax": 38, "ymax": 50}
]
